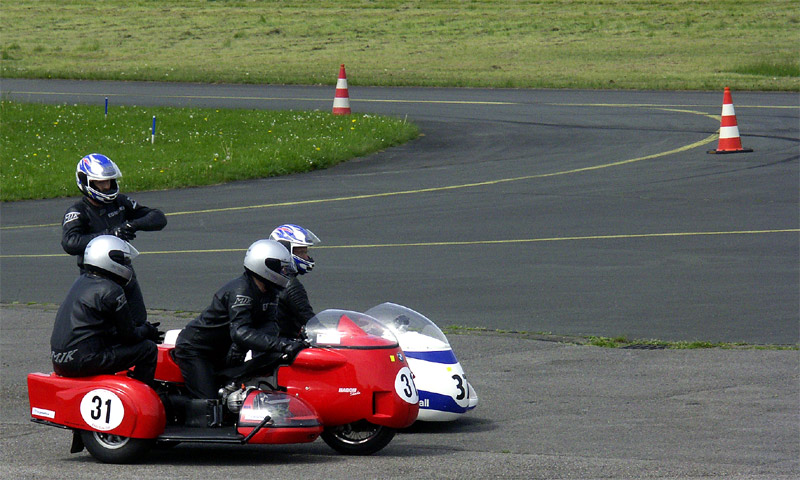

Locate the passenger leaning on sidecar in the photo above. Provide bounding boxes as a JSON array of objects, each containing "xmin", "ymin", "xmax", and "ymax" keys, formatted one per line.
[
  {"xmin": 270, "ymin": 224, "xmax": 320, "ymax": 338},
  {"xmin": 224, "ymin": 224, "xmax": 321, "ymax": 365},
  {"xmin": 50, "ymin": 235, "xmax": 161, "ymax": 387},
  {"xmin": 174, "ymin": 239, "xmax": 308, "ymax": 399},
  {"xmin": 61, "ymin": 153, "xmax": 167, "ymax": 328}
]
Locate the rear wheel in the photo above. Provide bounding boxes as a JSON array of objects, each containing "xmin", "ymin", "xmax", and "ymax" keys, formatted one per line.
[
  {"xmin": 320, "ymin": 421, "xmax": 395, "ymax": 455},
  {"xmin": 80, "ymin": 430, "xmax": 153, "ymax": 464}
]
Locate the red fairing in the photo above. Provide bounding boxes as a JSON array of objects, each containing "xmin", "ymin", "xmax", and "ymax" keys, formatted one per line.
[
  {"xmin": 27, "ymin": 372, "xmax": 165, "ymax": 439},
  {"xmin": 154, "ymin": 345, "xmax": 184, "ymax": 383},
  {"xmin": 277, "ymin": 346, "xmax": 419, "ymax": 429},
  {"xmin": 330, "ymin": 314, "xmax": 398, "ymax": 348}
]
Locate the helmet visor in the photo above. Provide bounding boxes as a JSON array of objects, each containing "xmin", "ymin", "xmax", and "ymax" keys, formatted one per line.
[{"xmin": 108, "ymin": 241, "xmax": 139, "ymax": 265}]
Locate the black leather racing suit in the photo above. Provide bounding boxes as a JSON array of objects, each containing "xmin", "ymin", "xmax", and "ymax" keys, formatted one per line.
[
  {"xmin": 50, "ymin": 273, "xmax": 157, "ymax": 386},
  {"xmin": 174, "ymin": 273, "xmax": 302, "ymax": 399},
  {"xmin": 275, "ymin": 274, "xmax": 315, "ymax": 338},
  {"xmin": 61, "ymin": 194, "xmax": 167, "ymax": 326},
  {"xmin": 225, "ymin": 273, "xmax": 315, "ymax": 368}
]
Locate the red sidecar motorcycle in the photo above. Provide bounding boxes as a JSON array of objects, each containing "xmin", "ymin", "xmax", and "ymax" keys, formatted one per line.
[{"xmin": 28, "ymin": 309, "xmax": 419, "ymax": 463}]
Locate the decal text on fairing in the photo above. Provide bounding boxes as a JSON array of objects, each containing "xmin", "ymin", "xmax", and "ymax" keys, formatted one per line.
[{"xmin": 32, "ymin": 407, "xmax": 56, "ymax": 419}]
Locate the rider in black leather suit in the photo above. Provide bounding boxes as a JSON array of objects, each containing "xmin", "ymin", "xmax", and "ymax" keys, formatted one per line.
[
  {"xmin": 174, "ymin": 240, "xmax": 307, "ymax": 399},
  {"xmin": 62, "ymin": 154, "xmax": 167, "ymax": 327},
  {"xmin": 275, "ymin": 275, "xmax": 315, "ymax": 338},
  {"xmin": 50, "ymin": 236, "xmax": 159, "ymax": 387},
  {"xmin": 223, "ymin": 225, "xmax": 320, "ymax": 366},
  {"xmin": 270, "ymin": 224, "xmax": 320, "ymax": 338}
]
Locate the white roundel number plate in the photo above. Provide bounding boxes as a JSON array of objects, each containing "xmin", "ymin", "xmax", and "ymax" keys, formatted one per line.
[
  {"xmin": 80, "ymin": 389, "xmax": 124, "ymax": 431},
  {"xmin": 395, "ymin": 366, "xmax": 419, "ymax": 404}
]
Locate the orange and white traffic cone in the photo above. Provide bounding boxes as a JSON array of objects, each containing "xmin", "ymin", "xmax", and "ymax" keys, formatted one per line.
[
  {"xmin": 332, "ymin": 64, "xmax": 351, "ymax": 115},
  {"xmin": 708, "ymin": 87, "xmax": 752, "ymax": 154}
]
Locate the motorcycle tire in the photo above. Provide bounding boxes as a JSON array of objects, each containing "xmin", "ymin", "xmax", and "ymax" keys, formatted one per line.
[
  {"xmin": 80, "ymin": 430, "xmax": 153, "ymax": 464},
  {"xmin": 320, "ymin": 421, "xmax": 396, "ymax": 455}
]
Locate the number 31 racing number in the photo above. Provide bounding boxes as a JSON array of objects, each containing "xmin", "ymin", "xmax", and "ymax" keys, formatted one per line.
[
  {"xmin": 395, "ymin": 366, "xmax": 419, "ymax": 405},
  {"xmin": 79, "ymin": 389, "xmax": 125, "ymax": 431}
]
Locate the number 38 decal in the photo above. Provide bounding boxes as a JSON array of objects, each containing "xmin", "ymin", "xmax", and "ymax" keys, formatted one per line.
[
  {"xmin": 79, "ymin": 389, "xmax": 124, "ymax": 431},
  {"xmin": 394, "ymin": 366, "xmax": 419, "ymax": 405}
]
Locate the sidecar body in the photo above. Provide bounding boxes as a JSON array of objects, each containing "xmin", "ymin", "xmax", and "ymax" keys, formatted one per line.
[{"xmin": 366, "ymin": 303, "xmax": 478, "ymax": 422}]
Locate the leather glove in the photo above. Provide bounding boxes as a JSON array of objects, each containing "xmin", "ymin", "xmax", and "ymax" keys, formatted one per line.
[
  {"xmin": 110, "ymin": 222, "xmax": 137, "ymax": 241},
  {"xmin": 151, "ymin": 322, "xmax": 166, "ymax": 343},
  {"xmin": 138, "ymin": 322, "xmax": 164, "ymax": 343},
  {"xmin": 282, "ymin": 338, "xmax": 309, "ymax": 359},
  {"xmin": 226, "ymin": 344, "xmax": 247, "ymax": 367}
]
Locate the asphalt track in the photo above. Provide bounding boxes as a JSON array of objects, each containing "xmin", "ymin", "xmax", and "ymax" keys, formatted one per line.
[
  {"xmin": 1, "ymin": 304, "xmax": 798, "ymax": 479},
  {"xmin": 1, "ymin": 79, "xmax": 798, "ymax": 344},
  {"xmin": 0, "ymin": 80, "xmax": 798, "ymax": 478}
]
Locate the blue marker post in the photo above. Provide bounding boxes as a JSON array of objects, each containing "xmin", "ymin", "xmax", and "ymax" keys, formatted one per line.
[
  {"xmin": 104, "ymin": 97, "xmax": 108, "ymax": 120},
  {"xmin": 151, "ymin": 116, "xmax": 156, "ymax": 144}
]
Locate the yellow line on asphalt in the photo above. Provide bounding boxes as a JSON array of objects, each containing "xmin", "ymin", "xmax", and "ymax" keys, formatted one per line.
[
  {"xmin": 2, "ymin": 129, "xmax": 718, "ymax": 229},
  {"xmin": 1, "ymin": 222, "xmax": 61, "ymax": 230},
  {"xmin": 162, "ymin": 132, "xmax": 719, "ymax": 216},
  {"xmin": 5, "ymin": 97, "xmax": 789, "ymax": 229},
  {"xmin": 9, "ymin": 91, "xmax": 796, "ymax": 109},
  {"xmin": 550, "ymin": 103, "xmax": 796, "ymax": 110},
  {"xmin": 2, "ymin": 228, "xmax": 796, "ymax": 259},
  {"xmin": 314, "ymin": 229, "xmax": 800, "ymax": 249},
  {"xmin": 8, "ymin": 91, "xmax": 515, "ymax": 105}
]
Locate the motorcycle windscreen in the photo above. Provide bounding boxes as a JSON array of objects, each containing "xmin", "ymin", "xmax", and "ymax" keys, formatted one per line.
[
  {"xmin": 305, "ymin": 309, "xmax": 398, "ymax": 348},
  {"xmin": 365, "ymin": 302, "xmax": 451, "ymax": 349}
]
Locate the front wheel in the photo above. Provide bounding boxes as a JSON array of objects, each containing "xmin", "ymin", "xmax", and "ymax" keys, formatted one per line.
[
  {"xmin": 80, "ymin": 430, "xmax": 153, "ymax": 464},
  {"xmin": 320, "ymin": 421, "xmax": 395, "ymax": 455}
]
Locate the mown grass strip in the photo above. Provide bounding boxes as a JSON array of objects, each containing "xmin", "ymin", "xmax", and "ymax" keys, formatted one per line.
[
  {"xmin": 1, "ymin": 1, "xmax": 798, "ymax": 91},
  {"xmin": 0, "ymin": 101, "xmax": 419, "ymax": 201},
  {"xmin": 442, "ymin": 325, "xmax": 798, "ymax": 350}
]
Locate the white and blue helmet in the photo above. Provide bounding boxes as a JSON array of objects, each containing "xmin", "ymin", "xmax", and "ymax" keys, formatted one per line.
[
  {"xmin": 76, "ymin": 153, "xmax": 122, "ymax": 203},
  {"xmin": 269, "ymin": 224, "xmax": 320, "ymax": 274}
]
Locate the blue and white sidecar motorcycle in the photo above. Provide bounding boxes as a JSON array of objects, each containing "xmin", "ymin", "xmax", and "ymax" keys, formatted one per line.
[{"xmin": 365, "ymin": 303, "xmax": 478, "ymax": 422}]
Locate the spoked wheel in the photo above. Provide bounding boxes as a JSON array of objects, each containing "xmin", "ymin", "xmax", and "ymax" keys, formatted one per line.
[
  {"xmin": 80, "ymin": 430, "xmax": 153, "ymax": 464},
  {"xmin": 320, "ymin": 420, "xmax": 395, "ymax": 455}
]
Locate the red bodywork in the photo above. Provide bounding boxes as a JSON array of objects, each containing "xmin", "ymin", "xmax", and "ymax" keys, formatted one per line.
[
  {"xmin": 154, "ymin": 345, "xmax": 183, "ymax": 383},
  {"xmin": 277, "ymin": 313, "xmax": 418, "ymax": 429},
  {"xmin": 27, "ymin": 312, "xmax": 418, "ymax": 443},
  {"xmin": 27, "ymin": 372, "xmax": 165, "ymax": 439},
  {"xmin": 278, "ymin": 346, "xmax": 418, "ymax": 428}
]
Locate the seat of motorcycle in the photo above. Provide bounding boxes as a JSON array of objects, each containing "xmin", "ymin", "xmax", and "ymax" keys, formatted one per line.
[{"xmin": 217, "ymin": 351, "xmax": 286, "ymax": 383}]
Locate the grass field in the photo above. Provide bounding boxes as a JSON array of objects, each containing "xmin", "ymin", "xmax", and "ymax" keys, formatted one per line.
[
  {"xmin": 2, "ymin": 1, "xmax": 798, "ymax": 201},
  {"xmin": 1, "ymin": 0, "xmax": 798, "ymax": 91},
  {"xmin": 0, "ymin": 101, "xmax": 419, "ymax": 201}
]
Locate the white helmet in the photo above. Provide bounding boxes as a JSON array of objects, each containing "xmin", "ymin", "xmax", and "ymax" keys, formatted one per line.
[
  {"xmin": 269, "ymin": 224, "xmax": 320, "ymax": 274},
  {"xmin": 243, "ymin": 239, "xmax": 296, "ymax": 289},
  {"xmin": 84, "ymin": 235, "xmax": 139, "ymax": 285}
]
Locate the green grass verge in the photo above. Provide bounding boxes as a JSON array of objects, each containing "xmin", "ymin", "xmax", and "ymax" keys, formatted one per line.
[
  {"xmin": 0, "ymin": 101, "xmax": 419, "ymax": 201},
  {"xmin": 584, "ymin": 335, "xmax": 798, "ymax": 350},
  {"xmin": 1, "ymin": 0, "xmax": 798, "ymax": 91},
  {"xmin": 442, "ymin": 325, "xmax": 798, "ymax": 350}
]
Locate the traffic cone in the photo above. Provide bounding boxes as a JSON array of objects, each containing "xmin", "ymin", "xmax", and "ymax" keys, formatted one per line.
[
  {"xmin": 707, "ymin": 87, "xmax": 752, "ymax": 154},
  {"xmin": 332, "ymin": 64, "xmax": 351, "ymax": 115}
]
